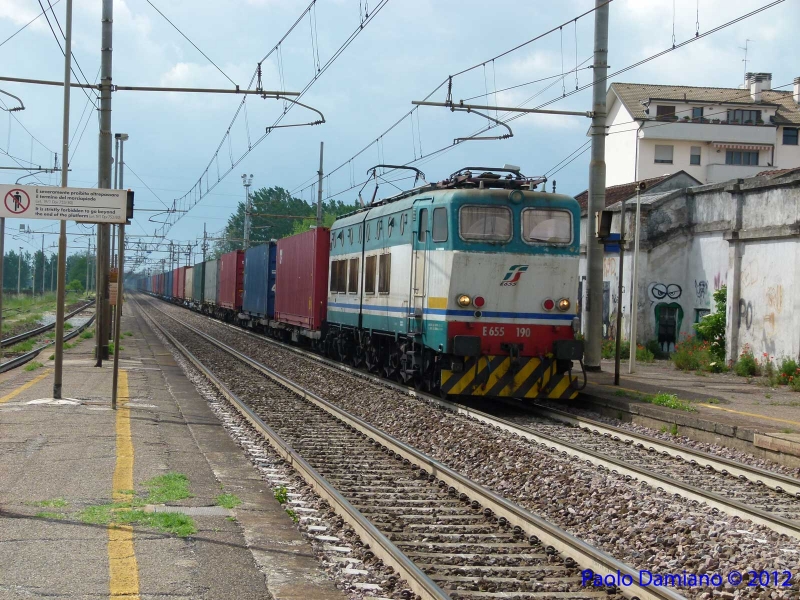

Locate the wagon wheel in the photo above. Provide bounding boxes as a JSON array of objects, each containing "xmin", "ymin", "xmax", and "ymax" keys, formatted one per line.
[
  {"xmin": 351, "ymin": 344, "xmax": 365, "ymax": 369},
  {"xmin": 364, "ymin": 344, "xmax": 380, "ymax": 373}
]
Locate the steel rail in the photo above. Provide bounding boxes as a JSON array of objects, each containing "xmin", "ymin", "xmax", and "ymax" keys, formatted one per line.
[
  {"xmin": 2, "ymin": 300, "xmax": 95, "ymax": 348},
  {"xmin": 526, "ymin": 401, "xmax": 800, "ymax": 498},
  {"xmin": 135, "ymin": 299, "xmax": 449, "ymax": 600},
  {"xmin": 152, "ymin": 299, "xmax": 800, "ymax": 540},
  {"xmin": 0, "ymin": 311, "xmax": 95, "ymax": 373},
  {"xmin": 141, "ymin": 296, "xmax": 685, "ymax": 600}
]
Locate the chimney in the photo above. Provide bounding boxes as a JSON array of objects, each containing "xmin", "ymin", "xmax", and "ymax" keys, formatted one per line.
[
  {"xmin": 755, "ymin": 72, "xmax": 772, "ymax": 90},
  {"xmin": 794, "ymin": 77, "xmax": 800, "ymax": 105},
  {"xmin": 744, "ymin": 72, "xmax": 753, "ymax": 89},
  {"xmin": 750, "ymin": 74, "xmax": 765, "ymax": 103}
]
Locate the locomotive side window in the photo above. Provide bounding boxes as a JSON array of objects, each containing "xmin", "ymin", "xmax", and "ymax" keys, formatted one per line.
[
  {"xmin": 348, "ymin": 258, "xmax": 359, "ymax": 294},
  {"xmin": 418, "ymin": 208, "xmax": 428, "ymax": 242},
  {"xmin": 432, "ymin": 207, "xmax": 448, "ymax": 242},
  {"xmin": 459, "ymin": 205, "xmax": 512, "ymax": 242},
  {"xmin": 378, "ymin": 253, "xmax": 391, "ymax": 294},
  {"xmin": 364, "ymin": 255, "xmax": 377, "ymax": 294},
  {"xmin": 522, "ymin": 208, "xmax": 572, "ymax": 244},
  {"xmin": 330, "ymin": 260, "xmax": 348, "ymax": 293}
]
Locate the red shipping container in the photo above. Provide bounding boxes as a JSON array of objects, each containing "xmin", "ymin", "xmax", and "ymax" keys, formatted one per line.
[
  {"xmin": 174, "ymin": 266, "xmax": 188, "ymax": 300},
  {"xmin": 275, "ymin": 227, "xmax": 330, "ymax": 331},
  {"xmin": 218, "ymin": 250, "xmax": 245, "ymax": 310}
]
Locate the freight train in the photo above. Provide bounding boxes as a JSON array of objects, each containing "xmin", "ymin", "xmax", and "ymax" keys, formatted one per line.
[{"xmin": 135, "ymin": 166, "xmax": 584, "ymax": 400}]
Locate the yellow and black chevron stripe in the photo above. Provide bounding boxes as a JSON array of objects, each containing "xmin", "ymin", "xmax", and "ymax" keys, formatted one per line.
[{"xmin": 441, "ymin": 355, "xmax": 578, "ymax": 399}]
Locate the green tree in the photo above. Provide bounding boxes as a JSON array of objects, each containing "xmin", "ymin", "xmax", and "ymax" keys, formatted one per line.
[
  {"xmin": 3, "ymin": 250, "xmax": 33, "ymax": 293},
  {"xmin": 694, "ymin": 285, "xmax": 726, "ymax": 361},
  {"xmin": 290, "ymin": 199, "xmax": 361, "ymax": 235}
]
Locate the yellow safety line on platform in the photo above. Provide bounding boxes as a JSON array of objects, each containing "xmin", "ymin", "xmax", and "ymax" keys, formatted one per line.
[
  {"xmin": 698, "ymin": 403, "xmax": 800, "ymax": 428},
  {"xmin": 109, "ymin": 369, "xmax": 140, "ymax": 600},
  {"xmin": 0, "ymin": 372, "xmax": 49, "ymax": 404}
]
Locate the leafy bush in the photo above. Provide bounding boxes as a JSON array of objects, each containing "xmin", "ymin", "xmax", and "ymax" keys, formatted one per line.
[
  {"xmin": 646, "ymin": 339, "xmax": 669, "ymax": 360},
  {"xmin": 67, "ymin": 280, "xmax": 83, "ymax": 292},
  {"xmin": 694, "ymin": 286, "xmax": 726, "ymax": 361},
  {"xmin": 733, "ymin": 344, "xmax": 759, "ymax": 377},
  {"xmin": 601, "ymin": 339, "xmax": 631, "ymax": 360},
  {"xmin": 636, "ymin": 345, "xmax": 655, "ymax": 363},
  {"xmin": 778, "ymin": 358, "xmax": 799, "ymax": 385},
  {"xmin": 672, "ymin": 336, "xmax": 711, "ymax": 371}
]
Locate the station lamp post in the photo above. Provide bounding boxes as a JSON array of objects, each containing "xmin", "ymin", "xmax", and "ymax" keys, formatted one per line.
[{"xmin": 242, "ymin": 174, "xmax": 253, "ymax": 249}]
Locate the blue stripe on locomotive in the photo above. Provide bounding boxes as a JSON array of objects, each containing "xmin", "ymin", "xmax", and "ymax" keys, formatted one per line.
[{"xmin": 242, "ymin": 242, "xmax": 277, "ymax": 319}]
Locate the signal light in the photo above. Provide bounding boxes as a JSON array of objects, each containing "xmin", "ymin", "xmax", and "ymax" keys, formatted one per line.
[
  {"xmin": 473, "ymin": 296, "xmax": 485, "ymax": 308},
  {"xmin": 542, "ymin": 298, "xmax": 555, "ymax": 311},
  {"xmin": 457, "ymin": 294, "xmax": 471, "ymax": 307},
  {"xmin": 557, "ymin": 298, "xmax": 571, "ymax": 311}
]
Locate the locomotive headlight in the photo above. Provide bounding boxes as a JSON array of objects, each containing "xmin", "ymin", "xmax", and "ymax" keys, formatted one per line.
[
  {"xmin": 557, "ymin": 298, "xmax": 571, "ymax": 312},
  {"xmin": 457, "ymin": 294, "xmax": 471, "ymax": 307}
]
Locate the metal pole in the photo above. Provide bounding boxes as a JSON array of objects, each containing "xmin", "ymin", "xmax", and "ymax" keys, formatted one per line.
[
  {"xmin": 53, "ymin": 0, "xmax": 73, "ymax": 399},
  {"xmin": 583, "ymin": 0, "xmax": 609, "ymax": 371},
  {"xmin": 41, "ymin": 235, "xmax": 45, "ymax": 295},
  {"xmin": 202, "ymin": 223, "xmax": 207, "ymax": 261},
  {"xmin": 242, "ymin": 175, "xmax": 252, "ymax": 249},
  {"xmin": 114, "ymin": 136, "xmax": 119, "ymax": 191},
  {"xmin": 17, "ymin": 250, "xmax": 21, "ymax": 295},
  {"xmin": 0, "ymin": 218, "xmax": 5, "ymax": 351},
  {"xmin": 316, "ymin": 141, "xmax": 324, "ymax": 227},
  {"xmin": 111, "ymin": 223, "xmax": 124, "ymax": 409},
  {"xmin": 613, "ymin": 199, "xmax": 626, "ymax": 385},
  {"xmin": 629, "ymin": 126, "xmax": 644, "ymax": 373},
  {"xmin": 96, "ymin": 0, "xmax": 113, "ymax": 365},
  {"xmin": 85, "ymin": 238, "xmax": 90, "ymax": 294}
]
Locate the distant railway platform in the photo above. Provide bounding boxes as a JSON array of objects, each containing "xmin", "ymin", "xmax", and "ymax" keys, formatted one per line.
[
  {"xmin": 580, "ymin": 359, "xmax": 800, "ymax": 468},
  {"xmin": 0, "ymin": 307, "xmax": 345, "ymax": 600}
]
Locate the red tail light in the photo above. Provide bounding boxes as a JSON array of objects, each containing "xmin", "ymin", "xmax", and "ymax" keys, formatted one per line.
[
  {"xmin": 542, "ymin": 298, "xmax": 555, "ymax": 311},
  {"xmin": 473, "ymin": 296, "xmax": 485, "ymax": 308}
]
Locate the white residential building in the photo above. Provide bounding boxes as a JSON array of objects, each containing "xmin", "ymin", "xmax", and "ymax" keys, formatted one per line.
[{"xmin": 605, "ymin": 74, "xmax": 800, "ymax": 186}]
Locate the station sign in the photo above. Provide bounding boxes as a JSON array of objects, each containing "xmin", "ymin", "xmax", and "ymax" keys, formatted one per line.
[{"xmin": 0, "ymin": 184, "xmax": 133, "ymax": 223}]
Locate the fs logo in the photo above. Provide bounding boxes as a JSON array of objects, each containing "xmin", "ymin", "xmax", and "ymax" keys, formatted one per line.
[{"xmin": 501, "ymin": 264, "xmax": 528, "ymax": 287}]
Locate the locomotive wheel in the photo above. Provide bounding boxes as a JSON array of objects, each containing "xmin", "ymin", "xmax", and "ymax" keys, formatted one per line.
[
  {"xmin": 351, "ymin": 344, "xmax": 365, "ymax": 368},
  {"xmin": 364, "ymin": 344, "xmax": 380, "ymax": 373}
]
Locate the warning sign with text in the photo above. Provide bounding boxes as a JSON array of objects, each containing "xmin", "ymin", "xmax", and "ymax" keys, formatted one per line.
[{"xmin": 0, "ymin": 184, "xmax": 132, "ymax": 223}]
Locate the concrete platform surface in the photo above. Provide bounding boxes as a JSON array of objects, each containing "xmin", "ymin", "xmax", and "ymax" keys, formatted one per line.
[
  {"xmin": 0, "ymin": 308, "xmax": 345, "ymax": 600},
  {"xmin": 582, "ymin": 358, "xmax": 800, "ymax": 467}
]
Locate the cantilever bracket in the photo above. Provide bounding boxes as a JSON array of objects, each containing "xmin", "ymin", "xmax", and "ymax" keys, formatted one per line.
[
  {"xmin": 449, "ymin": 107, "xmax": 514, "ymax": 144},
  {"xmin": 0, "ymin": 89, "xmax": 25, "ymax": 112},
  {"xmin": 264, "ymin": 96, "xmax": 326, "ymax": 133}
]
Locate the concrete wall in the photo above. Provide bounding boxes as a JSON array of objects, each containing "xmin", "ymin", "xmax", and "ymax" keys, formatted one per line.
[
  {"xmin": 605, "ymin": 97, "xmax": 638, "ymax": 187},
  {"xmin": 578, "ymin": 171, "xmax": 800, "ymax": 361}
]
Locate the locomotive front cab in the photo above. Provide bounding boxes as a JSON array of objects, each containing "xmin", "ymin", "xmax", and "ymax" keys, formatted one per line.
[{"xmin": 428, "ymin": 175, "xmax": 583, "ymax": 399}]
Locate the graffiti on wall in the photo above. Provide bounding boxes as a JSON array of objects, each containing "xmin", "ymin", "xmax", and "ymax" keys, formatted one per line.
[
  {"xmin": 694, "ymin": 280, "xmax": 708, "ymax": 301},
  {"xmin": 649, "ymin": 282, "xmax": 682, "ymax": 300},
  {"xmin": 738, "ymin": 299, "xmax": 753, "ymax": 330},
  {"xmin": 713, "ymin": 272, "xmax": 725, "ymax": 290}
]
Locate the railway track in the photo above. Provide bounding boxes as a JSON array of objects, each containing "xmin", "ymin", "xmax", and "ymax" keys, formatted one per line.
[
  {"xmin": 140, "ymin": 294, "xmax": 800, "ymax": 543},
  {"xmin": 0, "ymin": 304, "xmax": 96, "ymax": 373},
  {"xmin": 136, "ymin": 295, "xmax": 683, "ymax": 600},
  {"xmin": 1, "ymin": 300, "xmax": 95, "ymax": 348}
]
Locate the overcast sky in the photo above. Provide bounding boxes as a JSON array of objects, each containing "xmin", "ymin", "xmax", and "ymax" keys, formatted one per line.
[{"xmin": 1, "ymin": 0, "xmax": 797, "ymax": 269}]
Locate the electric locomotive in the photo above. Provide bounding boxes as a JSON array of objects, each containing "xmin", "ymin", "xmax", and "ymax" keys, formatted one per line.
[{"xmin": 325, "ymin": 166, "xmax": 583, "ymax": 399}]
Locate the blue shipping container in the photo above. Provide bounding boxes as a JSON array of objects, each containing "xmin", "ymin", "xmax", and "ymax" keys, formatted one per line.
[
  {"xmin": 242, "ymin": 243, "xmax": 277, "ymax": 319},
  {"xmin": 165, "ymin": 270, "xmax": 173, "ymax": 300}
]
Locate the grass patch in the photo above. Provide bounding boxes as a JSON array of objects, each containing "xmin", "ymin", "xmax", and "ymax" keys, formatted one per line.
[
  {"xmin": 10, "ymin": 340, "xmax": 36, "ymax": 353},
  {"xmin": 780, "ymin": 428, "xmax": 795, "ymax": 434},
  {"xmin": 45, "ymin": 332, "xmax": 55, "ymax": 339},
  {"xmin": 143, "ymin": 472, "xmax": 191, "ymax": 504},
  {"xmin": 63, "ymin": 322, "xmax": 73, "ymax": 331},
  {"xmin": 35, "ymin": 511, "xmax": 64, "ymax": 519},
  {"xmin": 123, "ymin": 331, "xmax": 133, "ymax": 337},
  {"xmin": 614, "ymin": 389, "xmax": 696, "ymax": 412},
  {"xmin": 62, "ymin": 342, "xmax": 74, "ymax": 350},
  {"xmin": 285, "ymin": 508, "xmax": 299, "ymax": 523},
  {"xmin": 80, "ymin": 329, "xmax": 94, "ymax": 339},
  {"xmin": 32, "ymin": 498, "xmax": 68, "ymax": 508},
  {"xmin": 273, "ymin": 485, "xmax": 288, "ymax": 504},
  {"xmin": 48, "ymin": 354, "xmax": 54, "ymax": 360},
  {"xmin": 77, "ymin": 503, "xmax": 196, "ymax": 537},
  {"xmin": 216, "ymin": 493, "xmax": 242, "ymax": 509},
  {"xmin": 108, "ymin": 342, "xmax": 124, "ymax": 354},
  {"xmin": 24, "ymin": 361, "xmax": 43, "ymax": 371}
]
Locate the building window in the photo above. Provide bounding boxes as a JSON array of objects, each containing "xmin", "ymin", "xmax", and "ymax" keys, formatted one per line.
[
  {"xmin": 727, "ymin": 109, "xmax": 761, "ymax": 124},
  {"xmin": 378, "ymin": 254, "xmax": 391, "ymax": 294},
  {"xmin": 364, "ymin": 255, "xmax": 376, "ymax": 294},
  {"xmin": 695, "ymin": 308, "xmax": 710, "ymax": 323},
  {"xmin": 432, "ymin": 207, "xmax": 448, "ymax": 242},
  {"xmin": 725, "ymin": 150, "xmax": 759, "ymax": 166},
  {"xmin": 783, "ymin": 128, "xmax": 799, "ymax": 145},
  {"xmin": 690, "ymin": 146, "xmax": 701, "ymax": 166},
  {"xmin": 692, "ymin": 107, "xmax": 704, "ymax": 119},
  {"xmin": 656, "ymin": 105, "xmax": 676, "ymax": 121},
  {"xmin": 654, "ymin": 145, "xmax": 674, "ymax": 164},
  {"xmin": 347, "ymin": 258, "xmax": 359, "ymax": 294}
]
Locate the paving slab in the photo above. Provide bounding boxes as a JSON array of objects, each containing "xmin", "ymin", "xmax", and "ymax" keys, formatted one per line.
[
  {"xmin": 0, "ymin": 304, "xmax": 346, "ymax": 600},
  {"xmin": 581, "ymin": 358, "xmax": 800, "ymax": 468}
]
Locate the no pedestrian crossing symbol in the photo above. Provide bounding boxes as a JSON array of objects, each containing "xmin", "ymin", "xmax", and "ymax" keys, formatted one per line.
[
  {"xmin": 4, "ymin": 188, "xmax": 30, "ymax": 214},
  {"xmin": 0, "ymin": 184, "xmax": 133, "ymax": 223}
]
